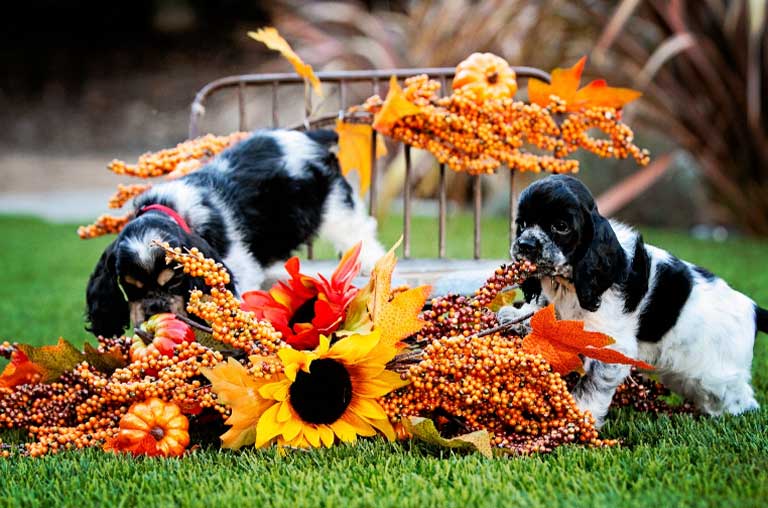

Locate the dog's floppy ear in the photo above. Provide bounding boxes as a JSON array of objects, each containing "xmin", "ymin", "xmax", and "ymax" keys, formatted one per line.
[
  {"xmin": 85, "ymin": 240, "xmax": 129, "ymax": 338},
  {"xmin": 572, "ymin": 210, "xmax": 625, "ymax": 312}
]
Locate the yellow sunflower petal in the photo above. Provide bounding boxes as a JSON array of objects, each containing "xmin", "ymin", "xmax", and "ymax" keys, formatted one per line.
[
  {"xmin": 353, "ymin": 370, "xmax": 409, "ymax": 398},
  {"xmin": 280, "ymin": 410, "xmax": 303, "ymax": 442},
  {"xmin": 329, "ymin": 418, "xmax": 360, "ymax": 442},
  {"xmin": 340, "ymin": 411, "xmax": 377, "ymax": 437},
  {"xmin": 258, "ymin": 377, "xmax": 291, "ymax": 402},
  {"xmin": 367, "ymin": 417, "xmax": 397, "ymax": 441},
  {"xmin": 303, "ymin": 426, "xmax": 322, "ymax": 447},
  {"xmin": 348, "ymin": 396, "xmax": 388, "ymax": 421},
  {"xmin": 318, "ymin": 425, "xmax": 335, "ymax": 448},
  {"xmin": 278, "ymin": 348, "xmax": 314, "ymax": 381},
  {"xmin": 327, "ymin": 331, "xmax": 381, "ymax": 365},
  {"xmin": 255, "ymin": 402, "xmax": 283, "ymax": 448},
  {"xmin": 316, "ymin": 335, "xmax": 331, "ymax": 355},
  {"xmin": 276, "ymin": 398, "xmax": 293, "ymax": 422}
]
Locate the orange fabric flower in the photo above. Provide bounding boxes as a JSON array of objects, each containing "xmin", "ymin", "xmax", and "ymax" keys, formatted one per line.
[{"xmin": 241, "ymin": 244, "xmax": 362, "ymax": 350}]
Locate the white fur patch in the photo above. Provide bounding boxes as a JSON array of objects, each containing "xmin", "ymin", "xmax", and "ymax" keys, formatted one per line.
[
  {"xmin": 317, "ymin": 181, "xmax": 385, "ymax": 272},
  {"xmin": 146, "ymin": 180, "xmax": 211, "ymax": 230},
  {"xmin": 124, "ymin": 228, "xmax": 167, "ymax": 271},
  {"xmin": 208, "ymin": 194, "xmax": 265, "ymax": 294},
  {"xmin": 270, "ymin": 130, "xmax": 323, "ymax": 178}
]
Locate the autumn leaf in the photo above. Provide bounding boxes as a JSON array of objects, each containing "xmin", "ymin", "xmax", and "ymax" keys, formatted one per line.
[
  {"xmin": 522, "ymin": 305, "xmax": 654, "ymax": 375},
  {"xmin": 372, "ymin": 76, "xmax": 423, "ymax": 133},
  {"xmin": 201, "ymin": 358, "xmax": 273, "ymax": 449},
  {"xmin": 485, "ymin": 288, "xmax": 522, "ymax": 312},
  {"xmin": 335, "ymin": 119, "xmax": 387, "ymax": 196},
  {"xmin": 403, "ymin": 416, "xmax": 493, "ymax": 458},
  {"xmin": 376, "ymin": 285, "xmax": 432, "ymax": 346},
  {"xmin": 0, "ymin": 350, "xmax": 42, "ymax": 388},
  {"xmin": 83, "ymin": 343, "xmax": 127, "ymax": 374},
  {"xmin": 15, "ymin": 338, "xmax": 86, "ymax": 383},
  {"xmin": 528, "ymin": 56, "xmax": 641, "ymax": 112},
  {"xmin": 248, "ymin": 27, "xmax": 323, "ymax": 97}
]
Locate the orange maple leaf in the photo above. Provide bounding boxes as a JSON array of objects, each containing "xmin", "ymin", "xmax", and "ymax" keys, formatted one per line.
[
  {"xmin": 0, "ymin": 350, "xmax": 42, "ymax": 388},
  {"xmin": 248, "ymin": 27, "xmax": 323, "ymax": 97},
  {"xmin": 372, "ymin": 76, "xmax": 423, "ymax": 134},
  {"xmin": 522, "ymin": 305, "xmax": 654, "ymax": 375},
  {"xmin": 335, "ymin": 119, "xmax": 387, "ymax": 196},
  {"xmin": 528, "ymin": 56, "xmax": 641, "ymax": 112}
]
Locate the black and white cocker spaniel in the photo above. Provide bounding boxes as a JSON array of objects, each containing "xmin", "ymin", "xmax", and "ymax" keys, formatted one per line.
[
  {"xmin": 86, "ymin": 129, "xmax": 384, "ymax": 339},
  {"xmin": 499, "ymin": 174, "xmax": 766, "ymax": 426}
]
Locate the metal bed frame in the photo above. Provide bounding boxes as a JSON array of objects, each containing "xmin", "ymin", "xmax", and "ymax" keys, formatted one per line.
[{"xmin": 188, "ymin": 67, "xmax": 552, "ymax": 288}]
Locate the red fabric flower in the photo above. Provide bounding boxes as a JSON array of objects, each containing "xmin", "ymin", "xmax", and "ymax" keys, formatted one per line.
[{"xmin": 241, "ymin": 243, "xmax": 362, "ymax": 350}]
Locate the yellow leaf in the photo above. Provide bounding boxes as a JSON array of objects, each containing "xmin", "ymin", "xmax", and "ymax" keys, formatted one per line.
[
  {"xmin": 248, "ymin": 27, "xmax": 323, "ymax": 97},
  {"xmin": 376, "ymin": 286, "xmax": 431, "ymax": 346},
  {"xmin": 335, "ymin": 120, "xmax": 387, "ymax": 197},
  {"xmin": 372, "ymin": 76, "xmax": 423, "ymax": 133},
  {"xmin": 403, "ymin": 416, "xmax": 493, "ymax": 458},
  {"xmin": 364, "ymin": 238, "xmax": 431, "ymax": 345}
]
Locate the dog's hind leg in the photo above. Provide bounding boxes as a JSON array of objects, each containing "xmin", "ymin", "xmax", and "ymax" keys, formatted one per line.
[{"xmin": 318, "ymin": 179, "xmax": 385, "ymax": 272}]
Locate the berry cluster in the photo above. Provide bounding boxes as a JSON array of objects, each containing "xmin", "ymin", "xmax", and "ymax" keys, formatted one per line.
[
  {"xmin": 362, "ymin": 75, "xmax": 649, "ymax": 175},
  {"xmin": 158, "ymin": 242, "xmax": 285, "ymax": 358},
  {"xmin": 108, "ymin": 133, "xmax": 249, "ymax": 179},
  {"xmin": 382, "ymin": 332, "xmax": 613, "ymax": 454},
  {"xmin": 77, "ymin": 213, "xmax": 132, "ymax": 239},
  {"xmin": 107, "ymin": 183, "xmax": 152, "ymax": 209},
  {"xmin": 610, "ymin": 368, "xmax": 696, "ymax": 415}
]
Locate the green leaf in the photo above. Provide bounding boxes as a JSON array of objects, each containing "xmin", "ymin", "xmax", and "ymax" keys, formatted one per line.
[
  {"xmin": 16, "ymin": 338, "xmax": 85, "ymax": 383},
  {"xmin": 485, "ymin": 288, "xmax": 523, "ymax": 312},
  {"xmin": 403, "ymin": 416, "xmax": 493, "ymax": 458},
  {"xmin": 83, "ymin": 343, "xmax": 127, "ymax": 374}
]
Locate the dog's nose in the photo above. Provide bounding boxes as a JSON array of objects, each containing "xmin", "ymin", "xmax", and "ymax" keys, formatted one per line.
[
  {"xmin": 144, "ymin": 299, "xmax": 170, "ymax": 316},
  {"xmin": 515, "ymin": 236, "xmax": 540, "ymax": 258}
]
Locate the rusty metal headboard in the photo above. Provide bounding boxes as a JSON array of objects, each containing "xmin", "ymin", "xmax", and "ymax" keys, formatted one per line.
[{"xmin": 188, "ymin": 67, "xmax": 551, "ymax": 261}]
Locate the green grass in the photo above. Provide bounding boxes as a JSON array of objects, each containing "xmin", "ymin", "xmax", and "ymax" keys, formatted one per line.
[{"xmin": 1, "ymin": 214, "xmax": 767, "ymax": 508}]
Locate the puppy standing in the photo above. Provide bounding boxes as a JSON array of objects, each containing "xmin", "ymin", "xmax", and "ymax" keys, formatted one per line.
[
  {"xmin": 500, "ymin": 174, "xmax": 766, "ymax": 426},
  {"xmin": 86, "ymin": 129, "xmax": 385, "ymax": 338}
]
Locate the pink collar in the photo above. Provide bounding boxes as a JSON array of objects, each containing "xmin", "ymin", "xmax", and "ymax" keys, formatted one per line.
[{"xmin": 139, "ymin": 204, "xmax": 192, "ymax": 233}]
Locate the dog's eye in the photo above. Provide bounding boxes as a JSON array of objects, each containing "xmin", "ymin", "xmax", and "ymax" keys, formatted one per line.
[
  {"xmin": 123, "ymin": 275, "xmax": 144, "ymax": 289},
  {"xmin": 551, "ymin": 221, "xmax": 571, "ymax": 235}
]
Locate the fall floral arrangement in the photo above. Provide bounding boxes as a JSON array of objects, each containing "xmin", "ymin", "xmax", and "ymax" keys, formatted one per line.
[{"xmin": 1, "ymin": 240, "xmax": 665, "ymax": 458}]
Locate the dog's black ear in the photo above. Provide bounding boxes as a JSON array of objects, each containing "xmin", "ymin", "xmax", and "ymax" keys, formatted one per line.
[
  {"xmin": 85, "ymin": 241, "xmax": 129, "ymax": 338},
  {"xmin": 572, "ymin": 211, "xmax": 626, "ymax": 312},
  {"xmin": 521, "ymin": 277, "xmax": 542, "ymax": 304}
]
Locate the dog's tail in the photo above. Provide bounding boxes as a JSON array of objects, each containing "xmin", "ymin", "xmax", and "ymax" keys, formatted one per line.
[{"xmin": 756, "ymin": 305, "xmax": 768, "ymax": 334}]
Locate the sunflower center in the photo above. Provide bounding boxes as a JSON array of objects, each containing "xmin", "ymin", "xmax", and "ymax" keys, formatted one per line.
[
  {"xmin": 289, "ymin": 296, "xmax": 318, "ymax": 328},
  {"xmin": 289, "ymin": 358, "xmax": 352, "ymax": 424}
]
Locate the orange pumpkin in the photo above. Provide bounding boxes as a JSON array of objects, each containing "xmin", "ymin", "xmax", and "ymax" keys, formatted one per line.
[
  {"xmin": 452, "ymin": 52, "xmax": 518, "ymax": 102},
  {"xmin": 107, "ymin": 398, "xmax": 190, "ymax": 457}
]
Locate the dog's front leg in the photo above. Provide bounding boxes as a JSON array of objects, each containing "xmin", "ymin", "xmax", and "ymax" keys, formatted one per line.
[{"xmin": 571, "ymin": 360, "xmax": 630, "ymax": 428}]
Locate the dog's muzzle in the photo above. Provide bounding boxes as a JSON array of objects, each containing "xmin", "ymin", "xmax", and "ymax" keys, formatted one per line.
[{"xmin": 513, "ymin": 227, "xmax": 572, "ymax": 277}]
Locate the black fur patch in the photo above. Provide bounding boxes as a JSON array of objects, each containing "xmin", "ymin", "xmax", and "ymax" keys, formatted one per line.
[
  {"xmin": 693, "ymin": 265, "xmax": 716, "ymax": 281},
  {"xmin": 637, "ymin": 257, "xmax": 693, "ymax": 342},
  {"xmin": 756, "ymin": 305, "xmax": 768, "ymax": 334},
  {"xmin": 622, "ymin": 236, "xmax": 650, "ymax": 313}
]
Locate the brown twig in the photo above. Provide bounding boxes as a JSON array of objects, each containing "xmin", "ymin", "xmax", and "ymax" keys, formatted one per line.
[
  {"xmin": 174, "ymin": 314, "xmax": 214, "ymax": 334},
  {"xmin": 473, "ymin": 310, "xmax": 534, "ymax": 339}
]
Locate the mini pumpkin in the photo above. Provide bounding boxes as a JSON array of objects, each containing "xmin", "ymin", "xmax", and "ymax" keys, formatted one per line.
[
  {"xmin": 107, "ymin": 397, "xmax": 190, "ymax": 457},
  {"xmin": 452, "ymin": 52, "xmax": 518, "ymax": 102}
]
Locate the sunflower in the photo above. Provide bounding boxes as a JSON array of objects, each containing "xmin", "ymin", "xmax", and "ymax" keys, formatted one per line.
[
  {"xmin": 204, "ymin": 330, "xmax": 408, "ymax": 449},
  {"xmin": 241, "ymin": 243, "xmax": 361, "ymax": 350}
]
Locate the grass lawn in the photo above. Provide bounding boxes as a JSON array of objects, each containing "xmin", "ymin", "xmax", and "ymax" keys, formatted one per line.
[{"xmin": 1, "ymin": 214, "xmax": 767, "ymax": 508}]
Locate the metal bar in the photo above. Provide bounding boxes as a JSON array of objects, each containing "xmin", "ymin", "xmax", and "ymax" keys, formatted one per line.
[
  {"xmin": 473, "ymin": 175, "xmax": 482, "ymax": 260},
  {"xmin": 237, "ymin": 81, "xmax": 247, "ymax": 131},
  {"xmin": 307, "ymin": 242, "xmax": 314, "ymax": 260},
  {"xmin": 403, "ymin": 144, "xmax": 412, "ymax": 259},
  {"xmin": 368, "ymin": 78, "xmax": 380, "ymax": 216},
  {"xmin": 271, "ymin": 81, "xmax": 279, "ymax": 127},
  {"xmin": 438, "ymin": 163, "xmax": 447, "ymax": 259},
  {"xmin": 340, "ymin": 80, "xmax": 347, "ymax": 109},
  {"xmin": 509, "ymin": 170, "xmax": 516, "ymax": 258}
]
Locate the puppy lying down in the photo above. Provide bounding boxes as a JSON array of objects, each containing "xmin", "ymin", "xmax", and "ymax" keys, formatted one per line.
[
  {"xmin": 500, "ymin": 175, "xmax": 766, "ymax": 426},
  {"xmin": 85, "ymin": 129, "xmax": 384, "ymax": 339}
]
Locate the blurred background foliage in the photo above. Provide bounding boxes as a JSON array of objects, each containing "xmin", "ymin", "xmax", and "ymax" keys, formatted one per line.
[{"xmin": 1, "ymin": 1, "xmax": 765, "ymax": 234}]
